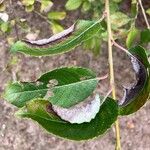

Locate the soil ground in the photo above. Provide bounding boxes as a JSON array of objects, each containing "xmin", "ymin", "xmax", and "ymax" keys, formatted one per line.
[{"xmin": 0, "ymin": 1, "xmax": 150, "ymax": 150}]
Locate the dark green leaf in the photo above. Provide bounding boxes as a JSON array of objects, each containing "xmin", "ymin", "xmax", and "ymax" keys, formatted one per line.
[
  {"xmin": 119, "ymin": 46, "xmax": 150, "ymax": 115},
  {"xmin": 10, "ymin": 19, "xmax": 104, "ymax": 56},
  {"xmin": 140, "ymin": 29, "xmax": 150, "ymax": 44},
  {"xmin": 16, "ymin": 98, "xmax": 118, "ymax": 140}
]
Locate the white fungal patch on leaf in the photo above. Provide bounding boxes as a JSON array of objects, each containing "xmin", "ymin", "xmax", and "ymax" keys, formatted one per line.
[
  {"xmin": 52, "ymin": 94, "xmax": 100, "ymax": 124},
  {"xmin": 119, "ymin": 55, "xmax": 147, "ymax": 106},
  {"xmin": 24, "ymin": 24, "xmax": 75, "ymax": 46}
]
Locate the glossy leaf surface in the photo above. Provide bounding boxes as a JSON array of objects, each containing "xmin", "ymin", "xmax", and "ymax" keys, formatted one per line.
[
  {"xmin": 16, "ymin": 98, "xmax": 118, "ymax": 140},
  {"xmin": 119, "ymin": 46, "xmax": 150, "ymax": 115}
]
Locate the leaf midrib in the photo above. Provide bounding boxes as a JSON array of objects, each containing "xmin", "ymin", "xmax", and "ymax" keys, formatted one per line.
[{"xmin": 8, "ymin": 78, "xmax": 98, "ymax": 95}]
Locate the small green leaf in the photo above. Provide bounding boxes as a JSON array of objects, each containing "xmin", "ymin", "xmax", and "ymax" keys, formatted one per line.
[
  {"xmin": 131, "ymin": 0, "xmax": 138, "ymax": 18},
  {"xmin": 22, "ymin": 0, "xmax": 35, "ymax": 6},
  {"xmin": 146, "ymin": 8, "xmax": 150, "ymax": 16},
  {"xmin": 0, "ymin": 22, "xmax": 9, "ymax": 33},
  {"xmin": 140, "ymin": 29, "xmax": 150, "ymax": 44},
  {"xmin": 11, "ymin": 19, "xmax": 104, "ymax": 56},
  {"xmin": 48, "ymin": 12, "xmax": 66, "ymax": 20},
  {"xmin": 110, "ymin": 12, "xmax": 130, "ymax": 29},
  {"xmin": 65, "ymin": 0, "xmax": 82, "ymax": 10},
  {"xmin": 126, "ymin": 27, "xmax": 139, "ymax": 49},
  {"xmin": 119, "ymin": 46, "xmax": 150, "ymax": 115},
  {"xmin": 82, "ymin": 1, "xmax": 91, "ymax": 12},
  {"xmin": 16, "ymin": 98, "xmax": 118, "ymax": 140},
  {"xmin": 25, "ymin": 5, "xmax": 34, "ymax": 12},
  {"xmin": 40, "ymin": 0, "xmax": 53, "ymax": 12},
  {"xmin": 51, "ymin": 21, "xmax": 64, "ymax": 34}
]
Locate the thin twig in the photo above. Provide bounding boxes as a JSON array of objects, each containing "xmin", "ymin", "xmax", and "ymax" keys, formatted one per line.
[
  {"xmin": 10, "ymin": 0, "xmax": 20, "ymax": 40},
  {"xmin": 112, "ymin": 40, "xmax": 135, "ymax": 57},
  {"xmin": 97, "ymin": 74, "xmax": 108, "ymax": 81},
  {"xmin": 138, "ymin": 0, "xmax": 150, "ymax": 29},
  {"xmin": 105, "ymin": 0, "xmax": 121, "ymax": 150},
  {"xmin": 34, "ymin": 10, "xmax": 52, "ymax": 25}
]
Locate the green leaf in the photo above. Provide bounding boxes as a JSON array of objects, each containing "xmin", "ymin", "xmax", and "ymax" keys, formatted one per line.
[
  {"xmin": 22, "ymin": 0, "xmax": 35, "ymax": 6},
  {"xmin": 65, "ymin": 0, "xmax": 82, "ymax": 10},
  {"xmin": 40, "ymin": 0, "xmax": 53, "ymax": 12},
  {"xmin": 16, "ymin": 98, "xmax": 118, "ymax": 140},
  {"xmin": 0, "ymin": 22, "xmax": 9, "ymax": 33},
  {"xmin": 82, "ymin": 1, "xmax": 91, "ymax": 12},
  {"xmin": 131, "ymin": 0, "xmax": 138, "ymax": 18},
  {"xmin": 38, "ymin": 67, "xmax": 98, "ymax": 108},
  {"xmin": 3, "ymin": 82, "xmax": 47, "ymax": 108},
  {"xmin": 11, "ymin": 19, "xmax": 104, "ymax": 56},
  {"xmin": 83, "ymin": 35, "xmax": 101, "ymax": 56},
  {"xmin": 126, "ymin": 27, "xmax": 139, "ymax": 49},
  {"xmin": 51, "ymin": 21, "xmax": 64, "ymax": 34},
  {"xmin": 110, "ymin": 12, "xmax": 130, "ymax": 29},
  {"xmin": 25, "ymin": 5, "xmax": 34, "ymax": 12},
  {"xmin": 3, "ymin": 67, "xmax": 98, "ymax": 108},
  {"xmin": 48, "ymin": 12, "xmax": 66, "ymax": 20},
  {"xmin": 109, "ymin": 1, "xmax": 119, "ymax": 13},
  {"xmin": 140, "ymin": 29, "xmax": 150, "ymax": 44},
  {"xmin": 146, "ymin": 8, "xmax": 150, "ymax": 16},
  {"xmin": 119, "ymin": 46, "xmax": 150, "ymax": 115}
]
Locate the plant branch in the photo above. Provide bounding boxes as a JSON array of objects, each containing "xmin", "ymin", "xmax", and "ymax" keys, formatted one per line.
[
  {"xmin": 138, "ymin": 0, "xmax": 150, "ymax": 29},
  {"xmin": 34, "ymin": 10, "xmax": 52, "ymax": 25},
  {"xmin": 112, "ymin": 40, "xmax": 135, "ymax": 58},
  {"xmin": 105, "ymin": 0, "xmax": 121, "ymax": 150}
]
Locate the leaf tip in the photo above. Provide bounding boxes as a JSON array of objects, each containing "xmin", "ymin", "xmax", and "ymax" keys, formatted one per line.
[{"xmin": 10, "ymin": 41, "xmax": 26, "ymax": 53}]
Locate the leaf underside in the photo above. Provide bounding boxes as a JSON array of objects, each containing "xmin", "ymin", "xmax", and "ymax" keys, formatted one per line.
[
  {"xmin": 11, "ymin": 20, "xmax": 104, "ymax": 56},
  {"xmin": 16, "ymin": 98, "xmax": 118, "ymax": 140},
  {"xmin": 119, "ymin": 46, "xmax": 150, "ymax": 115}
]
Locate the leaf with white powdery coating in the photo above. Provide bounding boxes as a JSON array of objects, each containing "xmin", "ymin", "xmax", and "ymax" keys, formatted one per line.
[
  {"xmin": 10, "ymin": 19, "xmax": 104, "ymax": 56},
  {"xmin": 119, "ymin": 46, "xmax": 150, "ymax": 115},
  {"xmin": 15, "ymin": 98, "xmax": 118, "ymax": 140}
]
